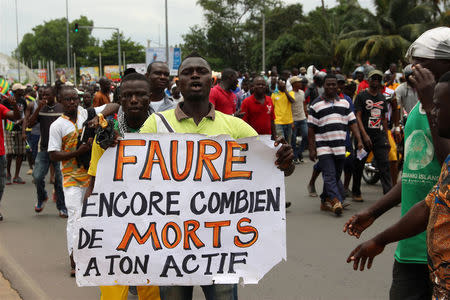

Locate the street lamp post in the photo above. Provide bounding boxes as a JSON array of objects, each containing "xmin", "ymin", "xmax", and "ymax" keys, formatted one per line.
[
  {"xmin": 15, "ymin": 0, "xmax": 21, "ymax": 82},
  {"xmin": 66, "ymin": 0, "xmax": 70, "ymax": 74},
  {"xmin": 76, "ymin": 25, "xmax": 122, "ymax": 77},
  {"xmin": 165, "ymin": 0, "xmax": 169, "ymax": 64}
]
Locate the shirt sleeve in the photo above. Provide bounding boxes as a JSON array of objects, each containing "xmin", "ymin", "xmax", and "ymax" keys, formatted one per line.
[
  {"xmin": 307, "ymin": 105, "xmax": 318, "ymax": 129},
  {"xmin": 269, "ymin": 98, "xmax": 275, "ymax": 121},
  {"xmin": 0, "ymin": 104, "xmax": 10, "ymax": 120},
  {"xmin": 289, "ymin": 91, "xmax": 296, "ymax": 102},
  {"xmin": 88, "ymin": 136, "xmax": 106, "ymax": 177},
  {"xmin": 47, "ymin": 120, "xmax": 63, "ymax": 152},
  {"xmin": 139, "ymin": 114, "xmax": 157, "ymax": 133},
  {"xmin": 233, "ymin": 117, "xmax": 258, "ymax": 139}
]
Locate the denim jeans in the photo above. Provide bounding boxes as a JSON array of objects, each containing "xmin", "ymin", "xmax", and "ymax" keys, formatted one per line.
[
  {"xmin": 275, "ymin": 124, "xmax": 293, "ymax": 144},
  {"xmin": 318, "ymin": 155, "xmax": 345, "ymax": 203},
  {"xmin": 26, "ymin": 132, "xmax": 40, "ymax": 161},
  {"xmin": 160, "ymin": 284, "xmax": 237, "ymax": 300},
  {"xmin": 0, "ymin": 155, "xmax": 6, "ymax": 204},
  {"xmin": 32, "ymin": 151, "xmax": 66, "ymax": 210},
  {"xmin": 291, "ymin": 119, "xmax": 308, "ymax": 159}
]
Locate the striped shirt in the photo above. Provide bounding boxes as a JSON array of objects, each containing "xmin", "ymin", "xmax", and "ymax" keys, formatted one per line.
[{"xmin": 308, "ymin": 96, "xmax": 356, "ymax": 158}]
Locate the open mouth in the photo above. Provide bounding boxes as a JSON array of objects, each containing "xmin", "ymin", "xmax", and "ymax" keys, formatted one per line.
[{"xmin": 190, "ymin": 82, "xmax": 202, "ymax": 90}]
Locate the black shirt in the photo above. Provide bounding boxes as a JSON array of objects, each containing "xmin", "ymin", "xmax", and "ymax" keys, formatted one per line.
[{"xmin": 354, "ymin": 90, "xmax": 388, "ymax": 137}]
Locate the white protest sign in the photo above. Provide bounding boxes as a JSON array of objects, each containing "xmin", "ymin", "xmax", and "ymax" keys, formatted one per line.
[{"xmin": 74, "ymin": 133, "xmax": 286, "ymax": 286}]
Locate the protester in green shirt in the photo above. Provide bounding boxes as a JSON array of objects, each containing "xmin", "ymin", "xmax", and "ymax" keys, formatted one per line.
[{"xmin": 141, "ymin": 52, "xmax": 295, "ymax": 300}]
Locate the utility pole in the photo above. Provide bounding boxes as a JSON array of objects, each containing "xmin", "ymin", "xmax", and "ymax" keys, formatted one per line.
[
  {"xmin": 262, "ymin": 10, "xmax": 265, "ymax": 73},
  {"xmin": 15, "ymin": 0, "xmax": 21, "ymax": 82},
  {"xmin": 66, "ymin": 0, "xmax": 70, "ymax": 75},
  {"xmin": 99, "ymin": 52, "xmax": 102, "ymax": 77},
  {"xmin": 165, "ymin": 0, "xmax": 169, "ymax": 63},
  {"xmin": 73, "ymin": 52, "xmax": 76, "ymax": 85},
  {"xmin": 117, "ymin": 29, "xmax": 122, "ymax": 76}
]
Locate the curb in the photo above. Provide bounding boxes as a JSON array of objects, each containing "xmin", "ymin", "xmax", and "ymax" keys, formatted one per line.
[{"xmin": 0, "ymin": 243, "xmax": 50, "ymax": 300}]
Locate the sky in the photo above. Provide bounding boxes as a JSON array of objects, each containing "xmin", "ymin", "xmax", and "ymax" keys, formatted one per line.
[{"xmin": 0, "ymin": 0, "xmax": 375, "ymax": 59}]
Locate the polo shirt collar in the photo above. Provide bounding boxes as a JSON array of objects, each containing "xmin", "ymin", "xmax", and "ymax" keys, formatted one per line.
[
  {"xmin": 322, "ymin": 95, "xmax": 340, "ymax": 102},
  {"xmin": 174, "ymin": 102, "xmax": 216, "ymax": 121}
]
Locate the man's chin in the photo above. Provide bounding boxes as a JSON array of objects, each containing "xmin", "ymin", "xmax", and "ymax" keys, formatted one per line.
[{"xmin": 184, "ymin": 94, "xmax": 205, "ymax": 102}]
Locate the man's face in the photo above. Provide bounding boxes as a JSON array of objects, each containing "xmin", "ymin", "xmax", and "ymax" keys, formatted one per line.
[
  {"xmin": 292, "ymin": 81, "xmax": 302, "ymax": 91},
  {"xmin": 83, "ymin": 93, "xmax": 92, "ymax": 107},
  {"xmin": 40, "ymin": 88, "xmax": 54, "ymax": 103},
  {"xmin": 147, "ymin": 62, "xmax": 170, "ymax": 92},
  {"xmin": 356, "ymin": 72, "xmax": 364, "ymax": 82},
  {"xmin": 229, "ymin": 73, "xmax": 238, "ymax": 91},
  {"xmin": 432, "ymin": 82, "xmax": 450, "ymax": 138},
  {"xmin": 390, "ymin": 64, "xmax": 397, "ymax": 74},
  {"xmin": 60, "ymin": 89, "xmax": 79, "ymax": 114},
  {"xmin": 278, "ymin": 80, "xmax": 286, "ymax": 92},
  {"xmin": 178, "ymin": 57, "xmax": 211, "ymax": 102},
  {"xmin": 14, "ymin": 89, "xmax": 24, "ymax": 98},
  {"xmin": 253, "ymin": 78, "xmax": 266, "ymax": 96},
  {"xmin": 120, "ymin": 80, "xmax": 151, "ymax": 117},
  {"xmin": 369, "ymin": 75, "xmax": 382, "ymax": 89},
  {"xmin": 411, "ymin": 57, "xmax": 450, "ymax": 81},
  {"xmin": 324, "ymin": 78, "xmax": 338, "ymax": 97}
]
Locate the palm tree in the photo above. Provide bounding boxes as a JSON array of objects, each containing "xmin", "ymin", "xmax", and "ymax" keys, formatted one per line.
[{"xmin": 336, "ymin": 0, "xmax": 437, "ymax": 70}]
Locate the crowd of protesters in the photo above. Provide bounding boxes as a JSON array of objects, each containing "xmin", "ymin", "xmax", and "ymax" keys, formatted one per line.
[{"xmin": 0, "ymin": 26, "xmax": 448, "ymax": 299}]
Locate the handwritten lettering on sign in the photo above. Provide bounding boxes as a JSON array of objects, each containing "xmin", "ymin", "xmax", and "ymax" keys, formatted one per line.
[{"xmin": 74, "ymin": 133, "xmax": 286, "ymax": 286}]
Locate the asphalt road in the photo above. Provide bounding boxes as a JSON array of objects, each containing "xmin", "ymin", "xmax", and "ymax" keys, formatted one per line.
[{"xmin": 0, "ymin": 159, "xmax": 401, "ymax": 300}]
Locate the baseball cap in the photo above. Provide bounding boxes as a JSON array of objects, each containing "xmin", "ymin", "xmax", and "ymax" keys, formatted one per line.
[
  {"xmin": 368, "ymin": 70, "xmax": 383, "ymax": 79},
  {"xmin": 11, "ymin": 83, "xmax": 25, "ymax": 91},
  {"xmin": 336, "ymin": 74, "xmax": 346, "ymax": 82},
  {"xmin": 290, "ymin": 76, "xmax": 302, "ymax": 85}
]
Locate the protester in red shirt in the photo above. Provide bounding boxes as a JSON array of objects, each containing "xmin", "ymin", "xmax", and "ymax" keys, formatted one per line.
[
  {"xmin": 0, "ymin": 93, "xmax": 21, "ymax": 221},
  {"xmin": 240, "ymin": 76, "xmax": 276, "ymax": 139},
  {"xmin": 209, "ymin": 68, "xmax": 238, "ymax": 115}
]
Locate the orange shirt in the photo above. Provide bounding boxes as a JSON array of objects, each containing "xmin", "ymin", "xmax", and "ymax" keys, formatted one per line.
[{"xmin": 93, "ymin": 91, "xmax": 110, "ymax": 107}]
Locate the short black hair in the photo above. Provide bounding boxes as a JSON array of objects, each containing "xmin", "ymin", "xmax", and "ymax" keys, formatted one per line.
[
  {"xmin": 179, "ymin": 52, "xmax": 211, "ymax": 73},
  {"xmin": 324, "ymin": 74, "xmax": 337, "ymax": 82},
  {"xmin": 438, "ymin": 71, "xmax": 450, "ymax": 83},
  {"xmin": 122, "ymin": 72, "xmax": 148, "ymax": 83},
  {"xmin": 146, "ymin": 61, "xmax": 167, "ymax": 74},
  {"xmin": 222, "ymin": 68, "xmax": 237, "ymax": 81},
  {"xmin": 121, "ymin": 73, "xmax": 150, "ymax": 91},
  {"xmin": 59, "ymin": 85, "xmax": 77, "ymax": 98},
  {"xmin": 123, "ymin": 68, "xmax": 137, "ymax": 77}
]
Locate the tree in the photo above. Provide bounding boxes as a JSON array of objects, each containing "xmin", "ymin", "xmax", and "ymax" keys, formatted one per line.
[
  {"xmin": 17, "ymin": 16, "xmax": 96, "ymax": 67},
  {"xmin": 336, "ymin": 0, "xmax": 438, "ymax": 70},
  {"xmin": 182, "ymin": 0, "xmax": 280, "ymax": 70},
  {"xmin": 100, "ymin": 31, "xmax": 145, "ymax": 66}
]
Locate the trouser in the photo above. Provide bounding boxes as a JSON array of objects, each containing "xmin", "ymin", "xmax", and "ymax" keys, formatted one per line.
[
  {"xmin": 32, "ymin": 151, "xmax": 66, "ymax": 210},
  {"xmin": 275, "ymin": 124, "xmax": 292, "ymax": 144},
  {"xmin": 0, "ymin": 156, "xmax": 5, "ymax": 205},
  {"xmin": 318, "ymin": 155, "xmax": 345, "ymax": 203},
  {"xmin": 291, "ymin": 119, "xmax": 308, "ymax": 159},
  {"xmin": 352, "ymin": 134, "xmax": 392, "ymax": 196},
  {"xmin": 100, "ymin": 285, "xmax": 160, "ymax": 300},
  {"xmin": 389, "ymin": 261, "xmax": 432, "ymax": 300},
  {"xmin": 63, "ymin": 186, "xmax": 86, "ymax": 255},
  {"xmin": 26, "ymin": 133, "xmax": 40, "ymax": 161},
  {"xmin": 160, "ymin": 284, "xmax": 237, "ymax": 300}
]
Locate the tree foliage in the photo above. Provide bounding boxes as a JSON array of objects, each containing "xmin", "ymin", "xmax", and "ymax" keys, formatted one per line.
[
  {"xmin": 16, "ymin": 16, "xmax": 145, "ymax": 69},
  {"xmin": 181, "ymin": 0, "xmax": 448, "ymax": 73}
]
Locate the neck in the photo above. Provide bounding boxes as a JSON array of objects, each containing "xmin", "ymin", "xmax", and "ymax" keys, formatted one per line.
[
  {"xmin": 65, "ymin": 110, "xmax": 77, "ymax": 122},
  {"xmin": 368, "ymin": 87, "xmax": 378, "ymax": 96},
  {"xmin": 254, "ymin": 93, "xmax": 265, "ymax": 101},
  {"xmin": 324, "ymin": 93, "xmax": 336, "ymax": 100},
  {"xmin": 150, "ymin": 89, "xmax": 165, "ymax": 102},
  {"xmin": 126, "ymin": 113, "xmax": 148, "ymax": 130},
  {"xmin": 181, "ymin": 100, "xmax": 210, "ymax": 125}
]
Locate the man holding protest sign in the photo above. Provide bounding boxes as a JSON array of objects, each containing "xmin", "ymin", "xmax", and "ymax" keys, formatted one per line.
[
  {"xmin": 138, "ymin": 53, "xmax": 294, "ymax": 300},
  {"xmin": 86, "ymin": 73, "xmax": 161, "ymax": 300}
]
